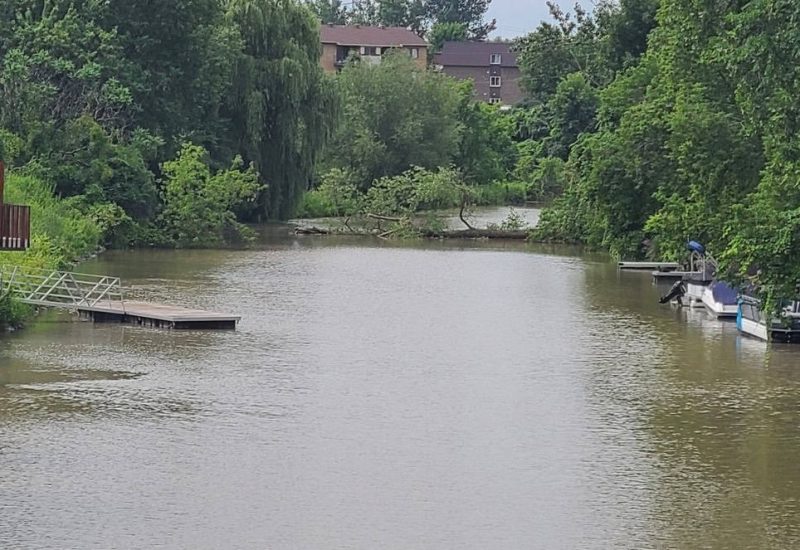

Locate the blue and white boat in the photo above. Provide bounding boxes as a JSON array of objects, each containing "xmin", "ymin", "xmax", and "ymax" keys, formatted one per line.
[
  {"xmin": 701, "ymin": 280, "xmax": 739, "ymax": 318},
  {"xmin": 737, "ymin": 296, "xmax": 800, "ymax": 343}
]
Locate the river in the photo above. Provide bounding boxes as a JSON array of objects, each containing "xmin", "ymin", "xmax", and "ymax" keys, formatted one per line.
[{"xmin": 2, "ymin": 208, "xmax": 800, "ymax": 549}]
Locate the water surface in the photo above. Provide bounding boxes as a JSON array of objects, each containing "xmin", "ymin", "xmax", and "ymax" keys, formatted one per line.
[{"xmin": 2, "ymin": 220, "xmax": 800, "ymax": 548}]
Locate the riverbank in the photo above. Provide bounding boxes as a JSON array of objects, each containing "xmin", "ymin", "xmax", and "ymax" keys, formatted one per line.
[{"xmin": 0, "ymin": 173, "xmax": 105, "ymax": 330}]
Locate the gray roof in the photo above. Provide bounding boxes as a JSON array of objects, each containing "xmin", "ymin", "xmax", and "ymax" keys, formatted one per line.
[
  {"xmin": 434, "ymin": 41, "xmax": 518, "ymax": 68},
  {"xmin": 320, "ymin": 24, "xmax": 427, "ymax": 48}
]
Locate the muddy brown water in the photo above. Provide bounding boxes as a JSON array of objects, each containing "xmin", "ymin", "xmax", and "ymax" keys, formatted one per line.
[{"xmin": 2, "ymin": 211, "xmax": 800, "ymax": 548}]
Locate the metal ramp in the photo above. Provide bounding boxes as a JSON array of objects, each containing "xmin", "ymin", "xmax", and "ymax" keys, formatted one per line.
[{"xmin": 0, "ymin": 265, "xmax": 124, "ymax": 311}]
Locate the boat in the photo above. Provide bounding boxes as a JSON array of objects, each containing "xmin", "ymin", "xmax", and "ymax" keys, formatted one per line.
[
  {"xmin": 737, "ymin": 296, "xmax": 800, "ymax": 343},
  {"xmin": 652, "ymin": 240, "xmax": 708, "ymax": 283},
  {"xmin": 701, "ymin": 280, "xmax": 739, "ymax": 318},
  {"xmin": 658, "ymin": 241, "xmax": 713, "ymax": 307},
  {"xmin": 685, "ymin": 275, "xmax": 711, "ymax": 309}
]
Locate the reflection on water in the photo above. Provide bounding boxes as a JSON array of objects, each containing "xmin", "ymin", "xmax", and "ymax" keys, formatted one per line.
[{"xmin": 2, "ymin": 220, "xmax": 800, "ymax": 548}]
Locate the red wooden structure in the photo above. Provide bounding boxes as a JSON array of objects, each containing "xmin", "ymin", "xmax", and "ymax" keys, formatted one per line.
[{"xmin": 0, "ymin": 160, "xmax": 31, "ymax": 251}]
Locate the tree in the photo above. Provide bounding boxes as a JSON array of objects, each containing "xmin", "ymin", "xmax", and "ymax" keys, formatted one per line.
[
  {"xmin": 160, "ymin": 143, "xmax": 261, "ymax": 246},
  {"xmin": 223, "ymin": 0, "xmax": 339, "ymax": 219},
  {"xmin": 306, "ymin": 0, "xmax": 348, "ymax": 24},
  {"xmin": 322, "ymin": 52, "xmax": 462, "ymax": 188},
  {"xmin": 454, "ymin": 84, "xmax": 516, "ymax": 183},
  {"xmin": 428, "ymin": 21, "xmax": 468, "ymax": 52},
  {"xmin": 103, "ymin": 0, "xmax": 240, "ymax": 149},
  {"xmin": 425, "ymin": 0, "xmax": 496, "ymax": 40},
  {"xmin": 544, "ymin": 72, "xmax": 598, "ymax": 159}
]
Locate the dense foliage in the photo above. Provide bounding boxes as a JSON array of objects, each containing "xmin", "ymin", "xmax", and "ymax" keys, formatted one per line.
[
  {"xmin": 519, "ymin": 0, "xmax": 800, "ymax": 304},
  {"xmin": 305, "ymin": 53, "xmax": 523, "ymax": 217},
  {"xmin": 0, "ymin": 0, "xmax": 336, "ymax": 240}
]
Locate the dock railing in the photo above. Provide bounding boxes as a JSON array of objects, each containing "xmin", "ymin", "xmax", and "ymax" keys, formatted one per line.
[{"xmin": 0, "ymin": 265, "xmax": 125, "ymax": 311}]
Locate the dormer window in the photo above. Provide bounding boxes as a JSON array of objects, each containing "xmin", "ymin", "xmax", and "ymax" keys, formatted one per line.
[{"xmin": 490, "ymin": 53, "xmax": 502, "ymax": 65}]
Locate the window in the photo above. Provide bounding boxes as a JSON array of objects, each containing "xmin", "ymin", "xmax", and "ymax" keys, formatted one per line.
[
  {"xmin": 375, "ymin": 47, "xmax": 382, "ymax": 55},
  {"xmin": 488, "ymin": 97, "xmax": 502, "ymax": 105},
  {"xmin": 490, "ymin": 53, "xmax": 502, "ymax": 65},
  {"xmin": 360, "ymin": 46, "xmax": 366, "ymax": 55},
  {"xmin": 411, "ymin": 48, "xmax": 419, "ymax": 59},
  {"xmin": 489, "ymin": 76, "xmax": 501, "ymax": 87}
]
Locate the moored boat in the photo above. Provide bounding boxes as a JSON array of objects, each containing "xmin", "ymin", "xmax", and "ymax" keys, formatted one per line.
[
  {"xmin": 701, "ymin": 281, "xmax": 739, "ymax": 318},
  {"xmin": 737, "ymin": 296, "xmax": 800, "ymax": 343},
  {"xmin": 685, "ymin": 278, "xmax": 709, "ymax": 308}
]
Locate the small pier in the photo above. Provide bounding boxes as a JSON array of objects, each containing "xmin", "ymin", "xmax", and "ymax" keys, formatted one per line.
[
  {"xmin": 1, "ymin": 266, "xmax": 239, "ymax": 330},
  {"xmin": 79, "ymin": 301, "xmax": 239, "ymax": 330},
  {"xmin": 618, "ymin": 261, "xmax": 682, "ymax": 271},
  {"xmin": 652, "ymin": 270, "xmax": 698, "ymax": 280}
]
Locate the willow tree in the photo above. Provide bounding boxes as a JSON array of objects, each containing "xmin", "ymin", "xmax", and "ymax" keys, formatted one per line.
[{"xmin": 225, "ymin": 0, "xmax": 338, "ymax": 220}]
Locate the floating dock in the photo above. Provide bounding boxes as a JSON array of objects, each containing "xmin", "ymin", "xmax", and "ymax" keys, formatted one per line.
[
  {"xmin": 1, "ymin": 266, "xmax": 240, "ymax": 330},
  {"xmin": 78, "ymin": 301, "xmax": 240, "ymax": 330},
  {"xmin": 618, "ymin": 261, "xmax": 682, "ymax": 271},
  {"xmin": 652, "ymin": 270, "xmax": 700, "ymax": 280}
]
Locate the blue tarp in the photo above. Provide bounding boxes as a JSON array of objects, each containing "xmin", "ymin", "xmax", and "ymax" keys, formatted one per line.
[
  {"xmin": 711, "ymin": 281, "xmax": 738, "ymax": 305},
  {"xmin": 687, "ymin": 240, "xmax": 705, "ymax": 255}
]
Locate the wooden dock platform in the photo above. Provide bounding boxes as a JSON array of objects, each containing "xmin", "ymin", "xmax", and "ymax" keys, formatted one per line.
[
  {"xmin": 77, "ymin": 301, "xmax": 240, "ymax": 330},
  {"xmin": 618, "ymin": 261, "xmax": 682, "ymax": 271},
  {"xmin": 651, "ymin": 270, "xmax": 702, "ymax": 280},
  {"xmin": 78, "ymin": 301, "xmax": 240, "ymax": 329}
]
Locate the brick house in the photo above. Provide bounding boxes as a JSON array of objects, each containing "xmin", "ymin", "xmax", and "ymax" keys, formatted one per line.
[
  {"xmin": 319, "ymin": 24, "xmax": 428, "ymax": 73},
  {"xmin": 434, "ymin": 41, "xmax": 524, "ymax": 106}
]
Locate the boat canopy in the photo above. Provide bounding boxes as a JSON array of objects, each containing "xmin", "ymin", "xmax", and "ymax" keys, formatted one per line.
[
  {"xmin": 710, "ymin": 281, "xmax": 738, "ymax": 305},
  {"xmin": 687, "ymin": 240, "xmax": 705, "ymax": 255}
]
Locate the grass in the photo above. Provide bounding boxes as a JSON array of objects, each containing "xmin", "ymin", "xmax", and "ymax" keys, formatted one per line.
[{"xmin": 0, "ymin": 171, "xmax": 103, "ymax": 329}]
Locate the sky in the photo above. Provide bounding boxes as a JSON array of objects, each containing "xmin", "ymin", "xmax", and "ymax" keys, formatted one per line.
[{"xmin": 486, "ymin": 0, "xmax": 558, "ymax": 39}]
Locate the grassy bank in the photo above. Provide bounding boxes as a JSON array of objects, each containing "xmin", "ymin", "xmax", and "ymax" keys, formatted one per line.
[{"xmin": 0, "ymin": 172, "xmax": 103, "ymax": 330}]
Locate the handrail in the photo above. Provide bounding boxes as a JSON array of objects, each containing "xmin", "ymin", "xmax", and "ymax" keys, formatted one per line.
[{"xmin": 0, "ymin": 265, "xmax": 125, "ymax": 313}]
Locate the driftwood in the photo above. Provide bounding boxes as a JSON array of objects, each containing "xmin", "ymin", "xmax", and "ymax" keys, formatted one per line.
[
  {"xmin": 366, "ymin": 213, "xmax": 403, "ymax": 222},
  {"xmin": 421, "ymin": 228, "xmax": 529, "ymax": 240},
  {"xmin": 294, "ymin": 226, "xmax": 333, "ymax": 235}
]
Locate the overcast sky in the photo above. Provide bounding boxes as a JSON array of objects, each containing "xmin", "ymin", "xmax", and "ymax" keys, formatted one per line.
[{"xmin": 486, "ymin": 0, "xmax": 558, "ymax": 39}]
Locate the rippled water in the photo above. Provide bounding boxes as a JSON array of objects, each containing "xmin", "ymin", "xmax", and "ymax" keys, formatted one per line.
[{"xmin": 2, "ymin": 220, "xmax": 800, "ymax": 548}]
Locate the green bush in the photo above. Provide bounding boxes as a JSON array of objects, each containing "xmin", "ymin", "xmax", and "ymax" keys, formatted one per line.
[
  {"xmin": 472, "ymin": 181, "xmax": 529, "ymax": 206},
  {"xmin": 0, "ymin": 172, "xmax": 103, "ymax": 270},
  {"xmin": 295, "ymin": 169, "xmax": 362, "ymax": 218},
  {"xmin": 0, "ymin": 292, "xmax": 31, "ymax": 331},
  {"xmin": 159, "ymin": 143, "xmax": 262, "ymax": 248}
]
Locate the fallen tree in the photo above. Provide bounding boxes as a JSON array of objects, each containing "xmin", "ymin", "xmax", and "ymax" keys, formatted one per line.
[{"xmin": 294, "ymin": 220, "xmax": 529, "ymax": 240}]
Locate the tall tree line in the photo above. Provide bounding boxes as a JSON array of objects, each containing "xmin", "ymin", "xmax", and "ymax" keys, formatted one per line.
[
  {"xmin": 0, "ymin": 0, "xmax": 336, "ymax": 223},
  {"xmin": 516, "ymin": 0, "xmax": 800, "ymax": 303}
]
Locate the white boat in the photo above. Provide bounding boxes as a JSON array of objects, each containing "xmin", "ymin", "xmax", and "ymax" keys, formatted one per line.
[
  {"xmin": 701, "ymin": 281, "xmax": 738, "ymax": 318},
  {"xmin": 737, "ymin": 297, "xmax": 800, "ymax": 343},
  {"xmin": 685, "ymin": 279, "xmax": 709, "ymax": 308}
]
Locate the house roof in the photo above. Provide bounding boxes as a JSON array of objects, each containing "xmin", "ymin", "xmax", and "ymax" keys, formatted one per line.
[
  {"xmin": 319, "ymin": 24, "xmax": 427, "ymax": 48},
  {"xmin": 434, "ymin": 41, "xmax": 519, "ymax": 68}
]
